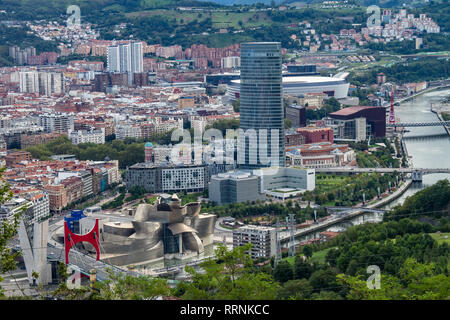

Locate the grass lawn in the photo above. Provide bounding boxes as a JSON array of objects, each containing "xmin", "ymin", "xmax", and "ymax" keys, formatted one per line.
[
  {"xmin": 429, "ymin": 232, "xmax": 450, "ymax": 245},
  {"xmin": 283, "ymin": 247, "xmax": 335, "ymax": 266},
  {"xmin": 126, "ymin": 9, "xmax": 272, "ymax": 29},
  {"xmin": 147, "ymin": 196, "xmax": 158, "ymax": 205},
  {"xmin": 284, "ymin": 256, "xmax": 295, "ymax": 266},
  {"xmin": 179, "ymin": 192, "xmax": 203, "ymax": 205},
  {"xmin": 315, "ymin": 174, "xmax": 347, "ymax": 193},
  {"xmin": 309, "ymin": 247, "xmax": 334, "ymax": 264}
]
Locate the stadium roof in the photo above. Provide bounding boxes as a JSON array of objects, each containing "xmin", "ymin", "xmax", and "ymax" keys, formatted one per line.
[
  {"xmin": 231, "ymin": 76, "xmax": 346, "ymax": 85},
  {"xmin": 329, "ymin": 106, "xmax": 380, "ymax": 116}
]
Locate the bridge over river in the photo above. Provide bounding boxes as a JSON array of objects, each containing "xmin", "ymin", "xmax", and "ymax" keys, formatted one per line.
[
  {"xmin": 387, "ymin": 121, "xmax": 450, "ymax": 128},
  {"xmin": 314, "ymin": 167, "xmax": 450, "ymax": 181}
]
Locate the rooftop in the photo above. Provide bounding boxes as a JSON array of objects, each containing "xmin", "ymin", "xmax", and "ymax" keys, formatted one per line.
[
  {"xmin": 231, "ymin": 75, "xmax": 346, "ymax": 85},
  {"xmin": 329, "ymin": 106, "xmax": 381, "ymax": 116}
]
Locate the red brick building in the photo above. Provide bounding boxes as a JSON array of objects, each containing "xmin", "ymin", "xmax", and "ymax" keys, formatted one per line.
[
  {"xmin": 297, "ymin": 127, "xmax": 334, "ymax": 144},
  {"xmin": 46, "ymin": 184, "xmax": 67, "ymax": 212},
  {"xmin": 20, "ymin": 132, "xmax": 63, "ymax": 149},
  {"xmin": 5, "ymin": 151, "xmax": 32, "ymax": 166},
  {"xmin": 61, "ymin": 176, "xmax": 84, "ymax": 205},
  {"xmin": 285, "ymin": 133, "xmax": 306, "ymax": 147}
]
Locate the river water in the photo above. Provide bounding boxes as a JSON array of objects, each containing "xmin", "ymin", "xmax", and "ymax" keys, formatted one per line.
[
  {"xmin": 383, "ymin": 87, "xmax": 450, "ymax": 209},
  {"xmin": 327, "ymin": 87, "xmax": 450, "ymax": 232}
]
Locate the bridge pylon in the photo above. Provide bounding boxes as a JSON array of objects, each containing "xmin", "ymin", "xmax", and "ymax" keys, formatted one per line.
[
  {"xmin": 389, "ymin": 90, "xmax": 396, "ymax": 125},
  {"xmin": 411, "ymin": 169, "xmax": 423, "ymax": 182}
]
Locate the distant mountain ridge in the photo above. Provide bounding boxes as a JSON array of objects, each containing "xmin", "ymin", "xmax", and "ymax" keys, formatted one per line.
[
  {"xmin": 197, "ymin": 0, "xmax": 283, "ymax": 4},
  {"xmin": 199, "ymin": 0, "xmax": 439, "ymax": 8}
]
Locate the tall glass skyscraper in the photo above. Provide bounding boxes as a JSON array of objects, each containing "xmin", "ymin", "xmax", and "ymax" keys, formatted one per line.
[{"xmin": 239, "ymin": 42, "xmax": 285, "ymax": 169}]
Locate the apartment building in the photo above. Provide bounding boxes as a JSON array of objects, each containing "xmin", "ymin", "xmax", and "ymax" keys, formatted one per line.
[
  {"xmin": 5, "ymin": 151, "xmax": 32, "ymax": 166},
  {"xmin": 125, "ymin": 162, "xmax": 208, "ymax": 193},
  {"xmin": 39, "ymin": 113, "xmax": 74, "ymax": 134},
  {"xmin": 19, "ymin": 71, "xmax": 65, "ymax": 95},
  {"xmin": 69, "ymin": 128, "xmax": 105, "ymax": 144},
  {"xmin": 0, "ymin": 198, "xmax": 31, "ymax": 224},
  {"xmin": 233, "ymin": 225, "xmax": 277, "ymax": 259},
  {"xmin": 115, "ymin": 124, "xmax": 142, "ymax": 140},
  {"xmin": 24, "ymin": 191, "xmax": 50, "ymax": 223},
  {"xmin": 46, "ymin": 184, "xmax": 67, "ymax": 212},
  {"xmin": 20, "ymin": 132, "xmax": 63, "ymax": 149}
]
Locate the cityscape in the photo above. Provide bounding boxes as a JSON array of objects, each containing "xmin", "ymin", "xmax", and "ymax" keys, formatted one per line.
[{"xmin": 0, "ymin": 0, "xmax": 449, "ymax": 307}]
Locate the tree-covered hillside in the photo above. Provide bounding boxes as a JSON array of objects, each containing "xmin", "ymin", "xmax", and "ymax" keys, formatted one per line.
[
  {"xmin": 0, "ymin": 0, "xmax": 222, "ymax": 20},
  {"xmin": 384, "ymin": 179, "xmax": 450, "ymax": 222}
]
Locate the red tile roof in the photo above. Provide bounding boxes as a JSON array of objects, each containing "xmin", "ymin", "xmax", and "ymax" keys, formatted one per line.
[{"xmin": 329, "ymin": 106, "xmax": 379, "ymax": 116}]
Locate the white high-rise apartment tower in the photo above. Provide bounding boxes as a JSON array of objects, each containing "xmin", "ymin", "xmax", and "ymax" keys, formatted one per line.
[
  {"xmin": 19, "ymin": 71, "xmax": 39, "ymax": 93},
  {"xmin": 107, "ymin": 42, "xmax": 143, "ymax": 74},
  {"xmin": 130, "ymin": 42, "xmax": 143, "ymax": 73},
  {"xmin": 107, "ymin": 45, "xmax": 120, "ymax": 72},
  {"xmin": 19, "ymin": 71, "xmax": 64, "ymax": 96}
]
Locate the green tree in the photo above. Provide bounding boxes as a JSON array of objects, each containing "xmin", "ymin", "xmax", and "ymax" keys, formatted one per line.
[
  {"xmin": 309, "ymin": 268, "xmax": 339, "ymax": 293},
  {"xmin": 50, "ymin": 262, "xmax": 90, "ymax": 300},
  {"xmin": 277, "ymin": 279, "xmax": 313, "ymax": 300},
  {"xmin": 232, "ymin": 99, "xmax": 240, "ymax": 113},
  {"xmin": 294, "ymin": 257, "xmax": 313, "ymax": 280},
  {"xmin": 284, "ymin": 119, "xmax": 292, "ymax": 129},
  {"xmin": 92, "ymin": 269, "xmax": 170, "ymax": 300},
  {"xmin": 273, "ymin": 260, "xmax": 294, "ymax": 283},
  {"xmin": 337, "ymin": 258, "xmax": 450, "ymax": 300},
  {"xmin": 0, "ymin": 168, "xmax": 24, "ymax": 297},
  {"xmin": 177, "ymin": 243, "xmax": 280, "ymax": 300},
  {"xmin": 302, "ymin": 245, "xmax": 313, "ymax": 259}
]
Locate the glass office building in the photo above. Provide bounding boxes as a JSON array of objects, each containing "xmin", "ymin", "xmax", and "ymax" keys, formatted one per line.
[{"xmin": 239, "ymin": 42, "xmax": 285, "ymax": 169}]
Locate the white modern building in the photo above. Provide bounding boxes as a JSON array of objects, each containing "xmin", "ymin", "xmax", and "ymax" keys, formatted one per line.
[
  {"xmin": 226, "ymin": 75, "xmax": 350, "ymax": 101},
  {"xmin": 38, "ymin": 72, "xmax": 65, "ymax": 96},
  {"xmin": 15, "ymin": 197, "xmax": 52, "ymax": 286},
  {"xmin": 130, "ymin": 42, "xmax": 144, "ymax": 74},
  {"xmin": 221, "ymin": 56, "xmax": 240, "ymax": 69},
  {"xmin": 39, "ymin": 113, "xmax": 74, "ymax": 133},
  {"xmin": 19, "ymin": 71, "xmax": 39, "ymax": 93},
  {"xmin": 160, "ymin": 165, "xmax": 206, "ymax": 193},
  {"xmin": 0, "ymin": 197, "xmax": 30, "ymax": 224},
  {"xmin": 209, "ymin": 167, "xmax": 315, "ymax": 204},
  {"xmin": 107, "ymin": 45, "xmax": 120, "ymax": 72},
  {"xmin": 115, "ymin": 124, "xmax": 142, "ymax": 140},
  {"xmin": 209, "ymin": 171, "xmax": 265, "ymax": 205},
  {"xmin": 107, "ymin": 42, "xmax": 143, "ymax": 74},
  {"xmin": 125, "ymin": 162, "xmax": 208, "ymax": 193},
  {"xmin": 69, "ymin": 128, "xmax": 105, "ymax": 144},
  {"xmin": 24, "ymin": 191, "xmax": 50, "ymax": 223},
  {"xmin": 253, "ymin": 167, "xmax": 315, "ymax": 193},
  {"xmin": 154, "ymin": 118, "xmax": 183, "ymax": 134},
  {"xmin": 19, "ymin": 71, "xmax": 65, "ymax": 96}
]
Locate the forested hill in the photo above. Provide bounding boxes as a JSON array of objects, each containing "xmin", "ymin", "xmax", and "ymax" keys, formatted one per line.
[
  {"xmin": 197, "ymin": 0, "xmax": 284, "ymax": 5},
  {"xmin": 0, "ymin": 0, "xmax": 222, "ymax": 20},
  {"xmin": 384, "ymin": 179, "xmax": 450, "ymax": 222}
]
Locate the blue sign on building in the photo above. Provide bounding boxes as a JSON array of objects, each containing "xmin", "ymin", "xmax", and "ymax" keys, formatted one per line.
[{"xmin": 64, "ymin": 210, "xmax": 86, "ymax": 234}]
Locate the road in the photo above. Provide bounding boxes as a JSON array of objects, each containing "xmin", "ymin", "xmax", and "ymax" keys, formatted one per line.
[
  {"xmin": 315, "ymin": 167, "xmax": 450, "ymax": 174},
  {"xmin": 279, "ymin": 179, "xmax": 412, "ymax": 244}
]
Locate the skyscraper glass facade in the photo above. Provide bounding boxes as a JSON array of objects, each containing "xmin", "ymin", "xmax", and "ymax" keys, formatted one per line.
[{"xmin": 239, "ymin": 42, "xmax": 285, "ymax": 169}]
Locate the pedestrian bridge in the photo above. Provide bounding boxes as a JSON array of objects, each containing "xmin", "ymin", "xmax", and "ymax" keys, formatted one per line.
[
  {"xmin": 315, "ymin": 167, "xmax": 450, "ymax": 181},
  {"xmin": 387, "ymin": 121, "xmax": 450, "ymax": 128}
]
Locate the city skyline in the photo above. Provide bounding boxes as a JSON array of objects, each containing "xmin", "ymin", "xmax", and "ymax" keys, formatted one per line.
[{"xmin": 0, "ymin": 0, "xmax": 448, "ymax": 305}]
